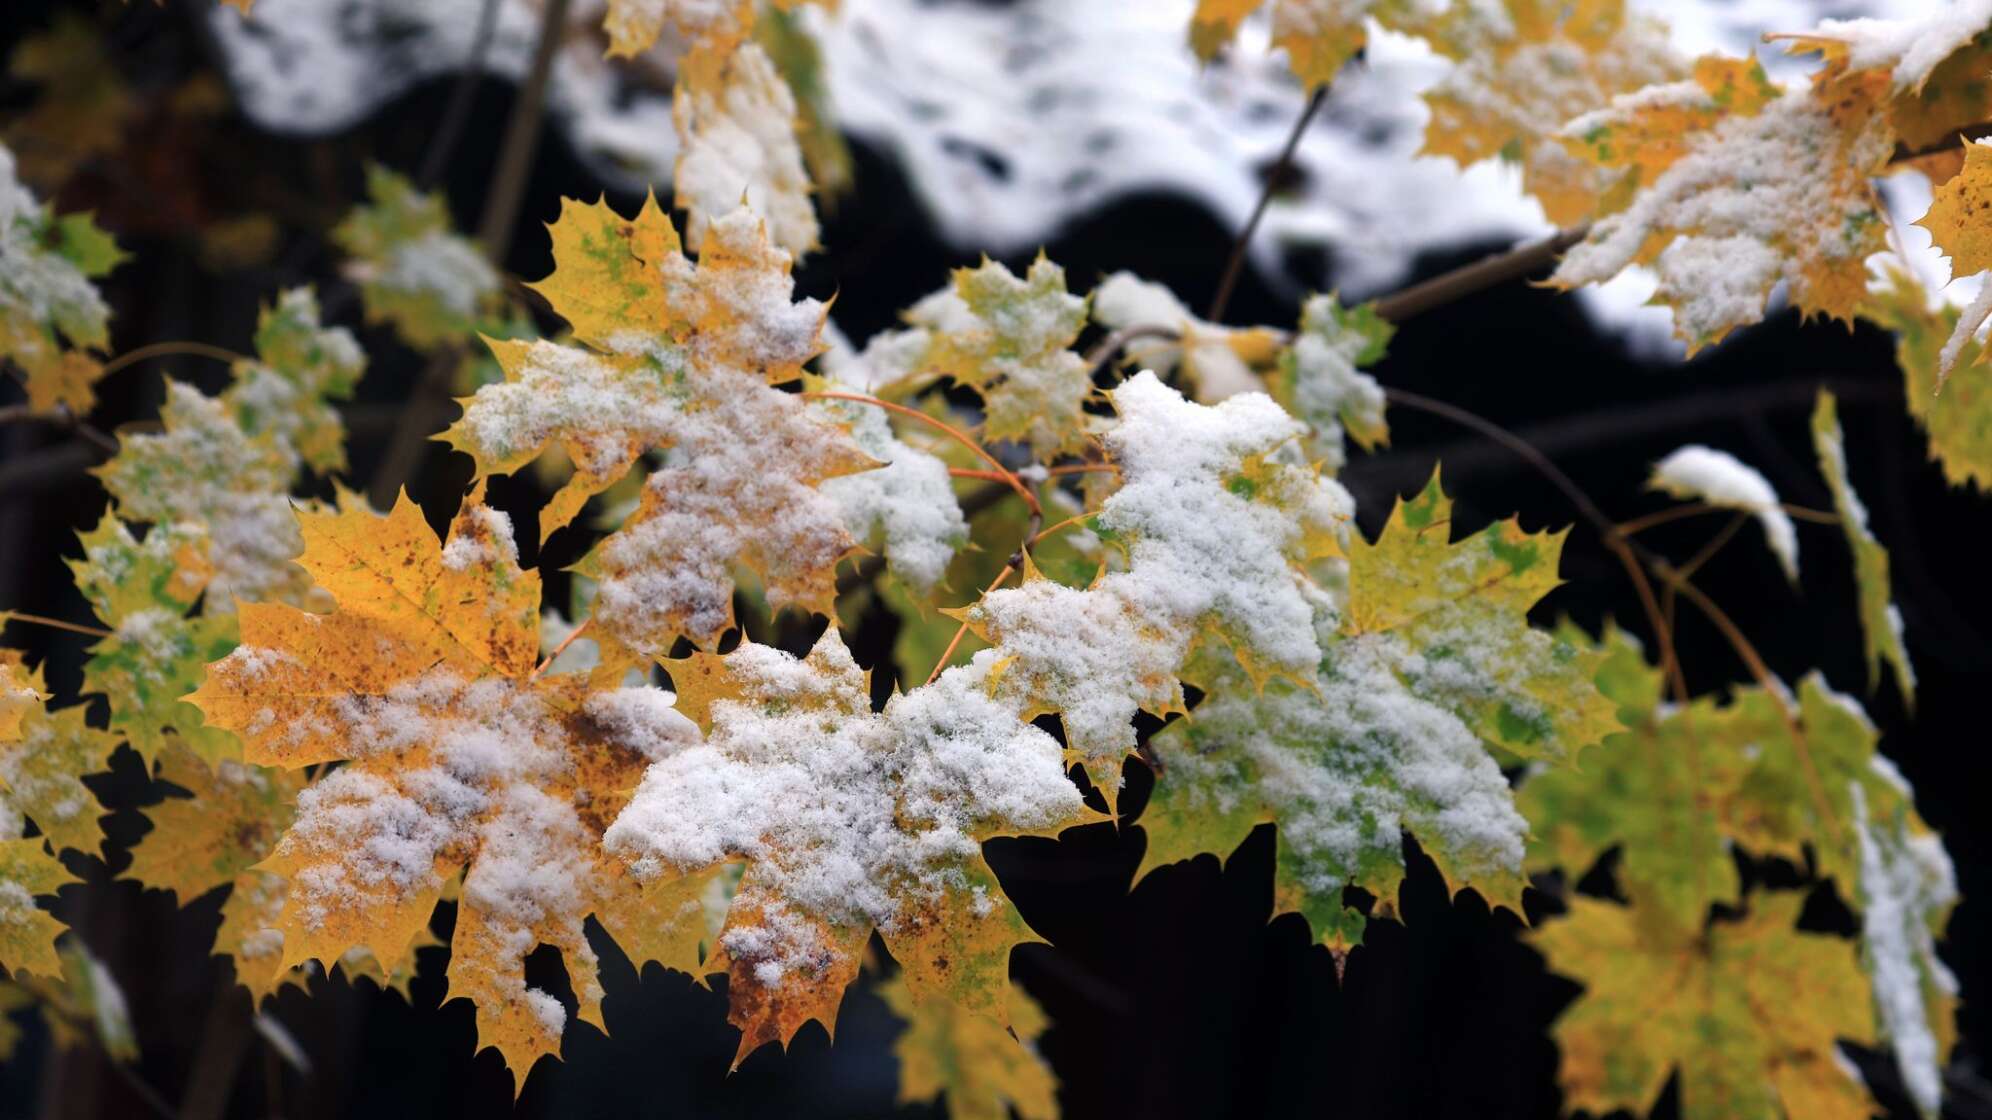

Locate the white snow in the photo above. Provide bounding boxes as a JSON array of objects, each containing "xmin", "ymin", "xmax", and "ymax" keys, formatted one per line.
[
  {"xmin": 1649, "ymin": 445, "xmax": 1800, "ymax": 582},
  {"xmin": 1851, "ymin": 781, "xmax": 1958, "ymax": 1118}
]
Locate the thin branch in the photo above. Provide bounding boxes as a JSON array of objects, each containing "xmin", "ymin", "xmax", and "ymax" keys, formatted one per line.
[
  {"xmin": 926, "ymin": 563, "xmax": 1013, "ymax": 684},
  {"xmin": 0, "ymin": 404, "xmax": 118, "ymax": 456},
  {"xmin": 805, "ymin": 391, "xmax": 1041, "ymax": 514},
  {"xmin": 1086, "ymin": 324, "xmax": 1190, "ymax": 381},
  {"xmin": 0, "ymin": 440, "xmax": 98, "ymax": 498},
  {"xmin": 1675, "ymin": 512, "xmax": 1748, "ymax": 582},
  {"xmin": 1616, "ymin": 500, "xmax": 1840, "ymax": 537},
  {"xmin": 1207, "ymin": 87, "xmax": 1326, "ymax": 323},
  {"xmin": 96, "ymin": 341, "xmax": 248, "ymax": 381},
  {"xmin": 476, "ymin": 0, "xmax": 572, "ymax": 257},
  {"xmin": 1371, "ymin": 224, "xmax": 1591, "ymax": 323},
  {"xmin": 531, "ymin": 619, "xmax": 592, "ymax": 680},
  {"xmin": 418, "ymin": 0, "xmax": 504, "ymax": 189},
  {"xmin": 1, "ymin": 609, "xmax": 112, "ymax": 639},
  {"xmin": 367, "ymin": 345, "xmax": 463, "ymax": 507}
]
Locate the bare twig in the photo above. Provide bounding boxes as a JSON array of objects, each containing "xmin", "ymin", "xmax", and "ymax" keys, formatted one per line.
[
  {"xmin": 1207, "ymin": 87, "xmax": 1326, "ymax": 323},
  {"xmin": 1, "ymin": 609, "xmax": 112, "ymax": 639},
  {"xmin": 476, "ymin": 0, "xmax": 571, "ymax": 257},
  {"xmin": 96, "ymin": 341, "xmax": 248, "ymax": 381},
  {"xmin": 418, "ymin": 0, "xmax": 505, "ymax": 189},
  {"xmin": 1371, "ymin": 224, "xmax": 1591, "ymax": 323},
  {"xmin": 805, "ymin": 390, "xmax": 1041, "ymax": 515},
  {"xmin": 1616, "ymin": 500, "xmax": 1840, "ymax": 537}
]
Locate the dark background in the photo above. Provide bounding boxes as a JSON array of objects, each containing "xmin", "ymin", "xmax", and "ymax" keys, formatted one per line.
[{"xmin": 2, "ymin": 2, "xmax": 1988, "ymax": 1118}]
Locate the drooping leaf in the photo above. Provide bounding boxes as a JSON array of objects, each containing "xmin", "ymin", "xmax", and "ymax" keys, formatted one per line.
[
  {"xmin": 1861, "ymin": 263, "xmax": 1992, "ymax": 489},
  {"xmin": 1810, "ymin": 391, "xmax": 1915, "ymax": 702}
]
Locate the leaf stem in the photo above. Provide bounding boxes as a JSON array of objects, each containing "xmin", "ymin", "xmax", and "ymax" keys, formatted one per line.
[
  {"xmin": 530, "ymin": 618, "xmax": 593, "ymax": 681},
  {"xmin": 804, "ymin": 391, "xmax": 1041, "ymax": 515},
  {"xmin": 1, "ymin": 609, "xmax": 112, "ymax": 639},
  {"xmin": 926, "ymin": 563, "xmax": 1014, "ymax": 685},
  {"xmin": 96, "ymin": 341, "xmax": 249, "ymax": 381},
  {"xmin": 1207, "ymin": 88, "xmax": 1326, "ymax": 323},
  {"xmin": 1616, "ymin": 500, "xmax": 1839, "ymax": 537}
]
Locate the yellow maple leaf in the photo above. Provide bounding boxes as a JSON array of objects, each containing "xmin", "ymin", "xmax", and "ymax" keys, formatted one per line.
[
  {"xmin": 187, "ymin": 486, "xmax": 710, "ymax": 1091},
  {"xmin": 1, "ymin": 651, "xmax": 47, "ymax": 742},
  {"xmin": 675, "ymin": 40, "xmax": 818, "ymax": 257},
  {"xmin": 1861, "ymin": 263, "xmax": 1992, "ymax": 489},
  {"xmin": 447, "ymin": 197, "xmax": 873, "ymax": 660},
  {"xmin": 1551, "ymin": 54, "xmax": 1890, "ymax": 352},
  {"xmin": 1420, "ymin": 0, "xmax": 1685, "ymax": 226},
  {"xmin": 1534, "ymin": 891, "xmax": 1876, "ymax": 1120}
]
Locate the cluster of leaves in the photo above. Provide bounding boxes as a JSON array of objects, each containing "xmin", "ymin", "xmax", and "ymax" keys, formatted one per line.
[{"xmin": 1, "ymin": 1, "xmax": 1985, "ymax": 1118}]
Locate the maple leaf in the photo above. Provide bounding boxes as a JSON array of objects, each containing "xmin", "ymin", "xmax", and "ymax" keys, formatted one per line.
[
  {"xmin": 0, "ymin": 658, "xmax": 76, "ymax": 981},
  {"xmin": 603, "ymin": 0, "xmax": 754, "ymax": 60},
  {"xmin": 1533, "ymin": 891, "xmax": 1875, "ymax": 1120},
  {"xmin": 97, "ymin": 382, "xmax": 311, "ymax": 611},
  {"xmin": 68, "ymin": 515, "xmax": 241, "ymax": 768},
  {"xmin": 1774, "ymin": 3, "xmax": 1992, "ymax": 153},
  {"xmin": 1861, "ymin": 263, "xmax": 1992, "ymax": 489},
  {"xmin": 1, "ymin": 704, "xmax": 118, "ymax": 859},
  {"xmin": 1188, "ymin": 0, "xmax": 1425, "ymax": 89},
  {"xmin": 1419, "ymin": 0, "xmax": 1685, "ymax": 226},
  {"xmin": 604, "ymin": 629, "xmax": 1094, "ymax": 1066},
  {"xmin": 1810, "ymin": 391, "xmax": 1916, "ymax": 702},
  {"xmin": 1269, "ymin": 293, "xmax": 1391, "ymax": 471},
  {"xmin": 332, "ymin": 164, "xmax": 502, "ymax": 352},
  {"xmin": 0, "ymin": 142, "xmax": 123, "ymax": 415},
  {"xmin": 881, "ymin": 973, "xmax": 1059, "ymax": 1120},
  {"xmin": 1141, "ymin": 472, "xmax": 1609, "ymax": 952},
  {"xmin": 1091, "ymin": 271, "xmax": 1283, "ymax": 404},
  {"xmin": 187, "ymin": 487, "xmax": 709, "ymax": 1089},
  {"xmin": 1913, "ymin": 141, "xmax": 1992, "ymax": 383},
  {"xmin": 910, "ymin": 256, "xmax": 1095, "ymax": 458},
  {"xmin": 959, "ymin": 371, "xmax": 1349, "ymax": 805},
  {"xmin": 675, "ymin": 40, "xmax": 819, "ymax": 257},
  {"xmin": 1550, "ymin": 55, "xmax": 1890, "ymax": 352},
  {"xmin": 446, "ymin": 195, "xmax": 872, "ymax": 658},
  {"xmin": 753, "ymin": 4, "xmax": 853, "ymax": 203},
  {"xmin": 3, "ymin": 14, "xmax": 136, "ymax": 192},
  {"xmin": 223, "ymin": 287, "xmax": 365, "ymax": 477}
]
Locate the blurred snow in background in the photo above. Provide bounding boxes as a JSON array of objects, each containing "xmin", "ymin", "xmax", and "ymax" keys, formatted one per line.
[{"xmin": 207, "ymin": 0, "xmax": 1964, "ymax": 351}]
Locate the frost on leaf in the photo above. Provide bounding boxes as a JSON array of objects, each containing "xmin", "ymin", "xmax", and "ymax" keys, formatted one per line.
[
  {"xmin": 1268, "ymin": 292, "xmax": 1391, "ymax": 472},
  {"xmin": 1550, "ymin": 55, "xmax": 1890, "ymax": 352},
  {"xmin": 1648, "ymin": 445, "xmax": 1800, "ymax": 582},
  {"xmin": 914, "ymin": 256, "xmax": 1094, "ymax": 458},
  {"xmin": 445, "ymin": 195, "xmax": 872, "ymax": 660},
  {"xmin": 0, "ymin": 656, "xmax": 76, "ymax": 980},
  {"xmin": 332, "ymin": 165, "xmax": 502, "ymax": 352},
  {"xmin": 1137, "ymin": 472, "xmax": 1610, "ymax": 952},
  {"xmin": 1776, "ymin": 1, "xmax": 1992, "ymax": 153},
  {"xmin": 961, "ymin": 372, "xmax": 1349, "ymax": 804},
  {"xmin": 604, "ymin": 630, "xmax": 1093, "ymax": 1067},
  {"xmin": 1419, "ymin": 0, "xmax": 1685, "ymax": 226},
  {"xmin": 1850, "ymin": 781, "xmax": 1959, "ymax": 1119},
  {"xmin": 813, "ymin": 327, "xmax": 968, "ymax": 593},
  {"xmin": 96, "ymin": 382, "xmax": 311, "ymax": 611},
  {"xmin": 1810, "ymin": 391, "xmax": 1915, "ymax": 702},
  {"xmin": 1091, "ymin": 271, "xmax": 1282, "ymax": 404},
  {"xmin": 0, "ymin": 141, "xmax": 122, "ymax": 415},
  {"xmin": 1861, "ymin": 263, "xmax": 1992, "ymax": 490},
  {"xmin": 123, "ymin": 742, "xmax": 425, "ymax": 1003},
  {"xmin": 881, "ymin": 973, "xmax": 1059, "ymax": 1120},
  {"xmin": 185, "ymin": 487, "xmax": 708, "ymax": 1089},
  {"xmin": 0, "ymin": 702, "xmax": 117, "ymax": 859},
  {"xmin": 675, "ymin": 40, "xmax": 818, "ymax": 258},
  {"xmin": 1534, "ymin": 892, "xmax": 1875, "ymax": 1120},
  {"xmin": 224, "ymin": 288, "xmax": 365, "ymax": 477}
]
